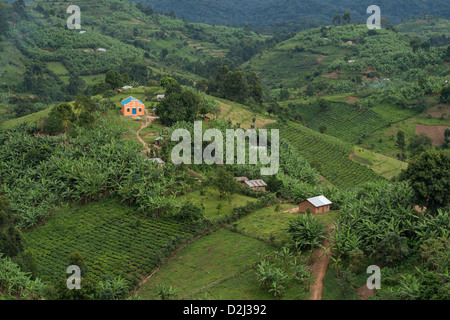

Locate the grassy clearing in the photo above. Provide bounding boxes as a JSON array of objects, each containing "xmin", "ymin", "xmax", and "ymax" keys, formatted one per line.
[
  {"xmin": 350, "ymin": 147, "xmax": 408, "ymax": 180},
  {"xmin": 234, "ymin": 205, "xmax": 339, "ymax": 245},
  {"xmin": 0, "ymin": 107, "xmax": 53, "ymax": 130},
  {"xmin": 190, "ymin": 268, "xmax": 309, "ymax": 300},
  {"xmin": 181, "ymin": 188, "xmax": 258, "ymax": 220},
  {"xmin": 137, "ymin": 229, "xmax": 275, "ymax": 300},
  {"xmin": 46, "ymin": 62, "xmax": 69, "ymax": 76},
  {"xmin": 215, "ymin": 98, "xmax": 276, "ymax": 129}
]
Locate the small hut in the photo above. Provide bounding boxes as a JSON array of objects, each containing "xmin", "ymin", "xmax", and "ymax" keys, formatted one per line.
[
  {"xmin": 298, "ymin": 195, "xmax": 332, "ymax": 214},
  {"xmin": 244, "ymin": 179, "xmax": 267, "ymax": 192}
]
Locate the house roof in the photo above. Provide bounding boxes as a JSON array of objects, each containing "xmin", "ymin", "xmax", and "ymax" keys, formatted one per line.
[
  {"xmin": 305, "ymin": 195, "xmax": 332, "ymax": 207},
  {"xmin": 155, "ymin": 137, "xmax": 164, "ymax": 141},
  {"xmin": 245, "ymin": 180, "xmax": 267, "ymax": 188},
  {"xmin": 157, "ymin": 95, "xmax": 165, "ymax": 99},
  {"xmin": 121, "ymin": 96, "xmax": 144, "ymax": 107},
  {"xmin": 148, "ymin": 158, "xmax": 164, "ymax": 164}
]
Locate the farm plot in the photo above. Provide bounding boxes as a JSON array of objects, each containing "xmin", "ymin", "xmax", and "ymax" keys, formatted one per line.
[
  {"xmin": 275, "ymin": 122, "xmax": 383, "ymax": 189},
  {"xmin": 137, "ymin": 229, "xmax": 275, "ymax": 300},
  {"xmin": 234, "ymin": 204, "xmax": 339, "ymax": 246},
  {"xmin": 181, "ymin": 188, "xmax": 259, "ymax": 221},
  {"xmin": 306, "ymin": 104, "xmax": 389, "ymax": 143},
  {"xmin": 24, "ymin": 198, "xmax": 202, "ymax": 285}
]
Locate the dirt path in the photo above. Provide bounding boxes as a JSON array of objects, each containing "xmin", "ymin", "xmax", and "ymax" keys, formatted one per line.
[
  {"xmin": 355, "ymin": 284, "xmax": 376, "ymax": 300},
  {"xmin": 136, "ymin": 110, "xmax": 159, "ymax": 155},
  {"xmin": 309, "ymin": 224, "xmax": 334, "ymax": 300}
]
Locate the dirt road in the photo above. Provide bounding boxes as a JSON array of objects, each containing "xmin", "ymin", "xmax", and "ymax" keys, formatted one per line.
[
  {"xmin": 136, "ymin": 111, "xmax": 160, "ymax": 154},
  {"xmin": 309, "ymin": 224, "xmax": 334, "ymax": 300}
]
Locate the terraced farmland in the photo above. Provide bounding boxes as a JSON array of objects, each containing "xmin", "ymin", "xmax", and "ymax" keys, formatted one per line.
[
  {"xmin": 292, "ymin": 102, "xmax": 418, "ymax": 143},
  {"xmin": 24, "ymin": 198, "xmax": 202, "ymax": 285},
  {"xmin": 275, "ymin": 122, "xmax": 383, "ymax": 188}
]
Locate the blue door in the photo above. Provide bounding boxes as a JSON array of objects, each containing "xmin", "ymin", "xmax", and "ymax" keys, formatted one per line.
[{"xmin": 132, "ymin": 108, "xmax": 137, "ymax": 115}]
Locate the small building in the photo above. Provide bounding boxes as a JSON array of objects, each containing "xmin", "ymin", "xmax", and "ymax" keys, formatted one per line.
[
  {"xmin": 234, "ymin": 177, "xmax": 249, "ymax": 186},
  {"xmin": 157, "ymin": 95, "xmax": 165, "ymax": 101},
  {"xmin": 298, "ymin": 195, "xmax": 332, "ymax": 214},
  {"xmin": 245, "ymin": 179, "xmax": 267, "ymax": 192},
  {"xmin": 148, "ymin": 158, "xmax": 164, "ymax": 166},
  {"xmin": 121, "ymin": 96, "xmax": 145, "ymax": 116},
  {"xmin": 204, "ymin": 115, "xmax": 211, "ymax": 122},
  {"xmin": 97, "ymin": 48, "xmax": 107, "ymax": 52},
  {"xmin": 155, "ymin": 136, "xmax": 164, "ymax": 145},
  {"xmin": 122, "ymin": 86, "xmax": 133, "ymax": 90},
  {"xmin": 79, "ymin": 31, "xmax": 86, "ymax": 34}
]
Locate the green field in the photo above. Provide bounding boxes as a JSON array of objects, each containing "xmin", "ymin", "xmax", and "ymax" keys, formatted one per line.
[
  {"xmin": 0, "ymin": 106, "xmax": 53, "ymax": 130},
  {"xmin": 137, "ymin": 229, "xmax": 308, "ymax": 300},
  {"xmin": 234, "ymin": 205, "xmax": 339, "ymax": 245},
  {"xmin": 24, "ymin": 198, "xmax": 202, "ymax": 285},
  {"xmin": 350, "ymin": 147, "xmax": 408, "ymax": 180},
  {"xmin": 181, "ymin": 188, "xmax": 259, "ymax": 220}
]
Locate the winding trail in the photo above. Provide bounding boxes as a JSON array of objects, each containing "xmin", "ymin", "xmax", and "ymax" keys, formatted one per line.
[
  {"xmin": 309, "ymin": 224, "xmax": 334, "ymax": 300},
  {"xmin": 135, "ymin": 110, "xmax": 160, "ymax": 155}
]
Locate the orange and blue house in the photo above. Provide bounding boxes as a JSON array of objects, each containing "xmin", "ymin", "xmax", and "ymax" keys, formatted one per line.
[{"xmin": 121, "ymin": 96, "xmax": 145, "ymax": 116}]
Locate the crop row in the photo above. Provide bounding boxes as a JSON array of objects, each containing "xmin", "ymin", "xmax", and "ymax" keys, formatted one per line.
[
  {"xmin": 279, "ymin": 122, "xmax": 382, "ymax": 189},
  {"xmin": 24, "ymin": 199, "xmax": 201, "ymax": 284}
]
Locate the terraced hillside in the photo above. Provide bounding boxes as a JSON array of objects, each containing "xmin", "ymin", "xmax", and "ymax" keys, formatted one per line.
[
  {"xmin": 24, "ymin": 198, "xmax": 203, "ymax": 285},
  {"xmin": 275, "ymin": 121, "xmax": 383, "ymax": 188}
]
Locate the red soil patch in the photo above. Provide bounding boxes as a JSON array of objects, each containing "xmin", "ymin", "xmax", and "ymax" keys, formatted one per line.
[
  {"xmin": 415, "ymin": 124, "xmax": 450, "ymax": 146},
  {"xmin": 323, "ymin": 72, "xmax": 339, "ymax": 79},
  {"xmin": 317, "ymin": 55, "xmax": 326, "ymax": 63},
  {"xmin": 424, "ymin": 104, "xmax": 450, "ymax": 119},
  {"xmin": 346, "ymin": 97, "xmax": 361, "ymax": 103}
]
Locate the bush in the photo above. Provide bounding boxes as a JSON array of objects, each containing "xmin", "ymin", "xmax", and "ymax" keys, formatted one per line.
[
  {"xmin": 375, "ymin": 233, "xmax": 410, "ymax": 267},
  {"xmin": 287, "ymin": 213, "xmax": 326, "ymax": 251}
]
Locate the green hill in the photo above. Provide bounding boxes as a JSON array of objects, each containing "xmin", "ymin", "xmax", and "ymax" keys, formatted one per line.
[
  {"xmin": 132, "ymin": 0, "xmax": 450, "ymax": 32},
  {"xmin": 0, "ymin": 0, "xmax": 265, "ymax": 100}
]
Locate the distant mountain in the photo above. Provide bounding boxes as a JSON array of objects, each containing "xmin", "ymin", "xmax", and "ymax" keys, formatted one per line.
[{"xmin": 132, "ymin": 0, "xmax": 450, "ymax": 32}]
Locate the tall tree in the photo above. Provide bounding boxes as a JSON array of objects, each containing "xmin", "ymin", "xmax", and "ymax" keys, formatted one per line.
[
  {"xmin": 343, "ymin": 11, "xmax": 351, "ymax": 25},
  {"xmin": 210, "ymin": 167, "xmax": 238, "ymax": 198},
  {"xmin": 332, "ymin": 14, "xmax": 341, "ymax": 26},
  {"xmin": 399, "ymin": 149, "xmax": 449, "ymax": 213},
  {"xmin": 105, "ymin": 70, "xmax": 123, "ymax": 90},
  {"xmin": 396, "ymin": 130, "xmax": 405, "ymax": 151}
]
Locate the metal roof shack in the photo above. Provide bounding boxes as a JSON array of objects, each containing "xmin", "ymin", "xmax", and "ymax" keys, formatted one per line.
[
  {"xmin": 299, "ymin": 195, "xmax": 332, "ymax": 214},
  {"xmin": 147, "ymin": 158, "xmax": 164, "ymax": 165},
  {"xmin": 244, "ymin": 179, "xmax": 267, "ymax": 191},
  {"xmin": 306, "ymin": 195, "xmax": 332, "ymax": 207}
]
